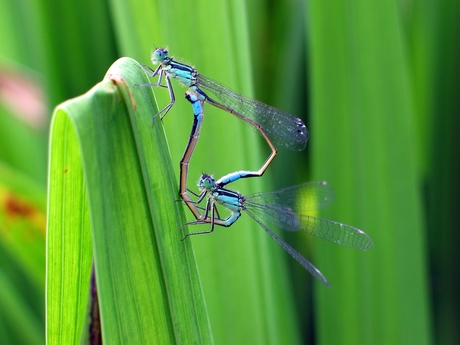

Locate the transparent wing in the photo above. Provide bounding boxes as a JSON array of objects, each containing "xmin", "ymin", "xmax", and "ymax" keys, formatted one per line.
[
  {"xmin": 245, "ymin": 181, "xmax": 335, "ymax": 213},
  {"xmin": 197, "ymin": 74, "xmax": 308, "ymax": 151},
  {"xmin": 246, "ymin": 201, "xmax": 373, "ymax": 251},
  {"xmin": 245, "ymin": 210, "xmax": 330, "ymax": 287}
]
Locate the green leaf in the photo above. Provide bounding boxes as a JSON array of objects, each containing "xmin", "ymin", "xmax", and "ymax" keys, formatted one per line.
[
  {"xmin": 309, "ymin": 0, "xmax": 432, "ymax": 344},
  {"xmin": 47, "ymin": 57, "xmax": 212, "ymax": 344}
]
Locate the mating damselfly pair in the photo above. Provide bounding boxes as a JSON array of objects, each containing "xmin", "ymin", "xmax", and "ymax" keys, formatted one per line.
[{"xmin": 138, "ymin": 48, "xmax": 373, "ymax": 287}]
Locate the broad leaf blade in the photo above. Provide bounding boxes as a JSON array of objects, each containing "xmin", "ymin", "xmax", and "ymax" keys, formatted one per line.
[{"xmin": 47, "ymin": 57, "xmax": 212, "ymax": 344}]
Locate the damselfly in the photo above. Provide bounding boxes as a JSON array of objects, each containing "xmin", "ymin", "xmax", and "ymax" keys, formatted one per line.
[
  {"xmin": 185, "ymin": 172, "xmax": 373, "ymax": 287},
  {"xmin": 138, "ymin": 48, "xmax": 309, "ymax": 177}
]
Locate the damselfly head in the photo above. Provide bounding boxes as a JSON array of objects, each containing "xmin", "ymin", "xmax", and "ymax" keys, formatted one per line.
[
  {"xmin": 151, "ymin": 48, "xmax": 169, "ymax": 64},
  {"xmin": 198, "ymin": 174, "xmax": 215, "ymax": 191}
]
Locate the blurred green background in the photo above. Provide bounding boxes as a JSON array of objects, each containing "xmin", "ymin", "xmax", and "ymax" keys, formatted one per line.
[{"xmin": 1, "ymin": 0, "xmax": 459, "ymax": 343}]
